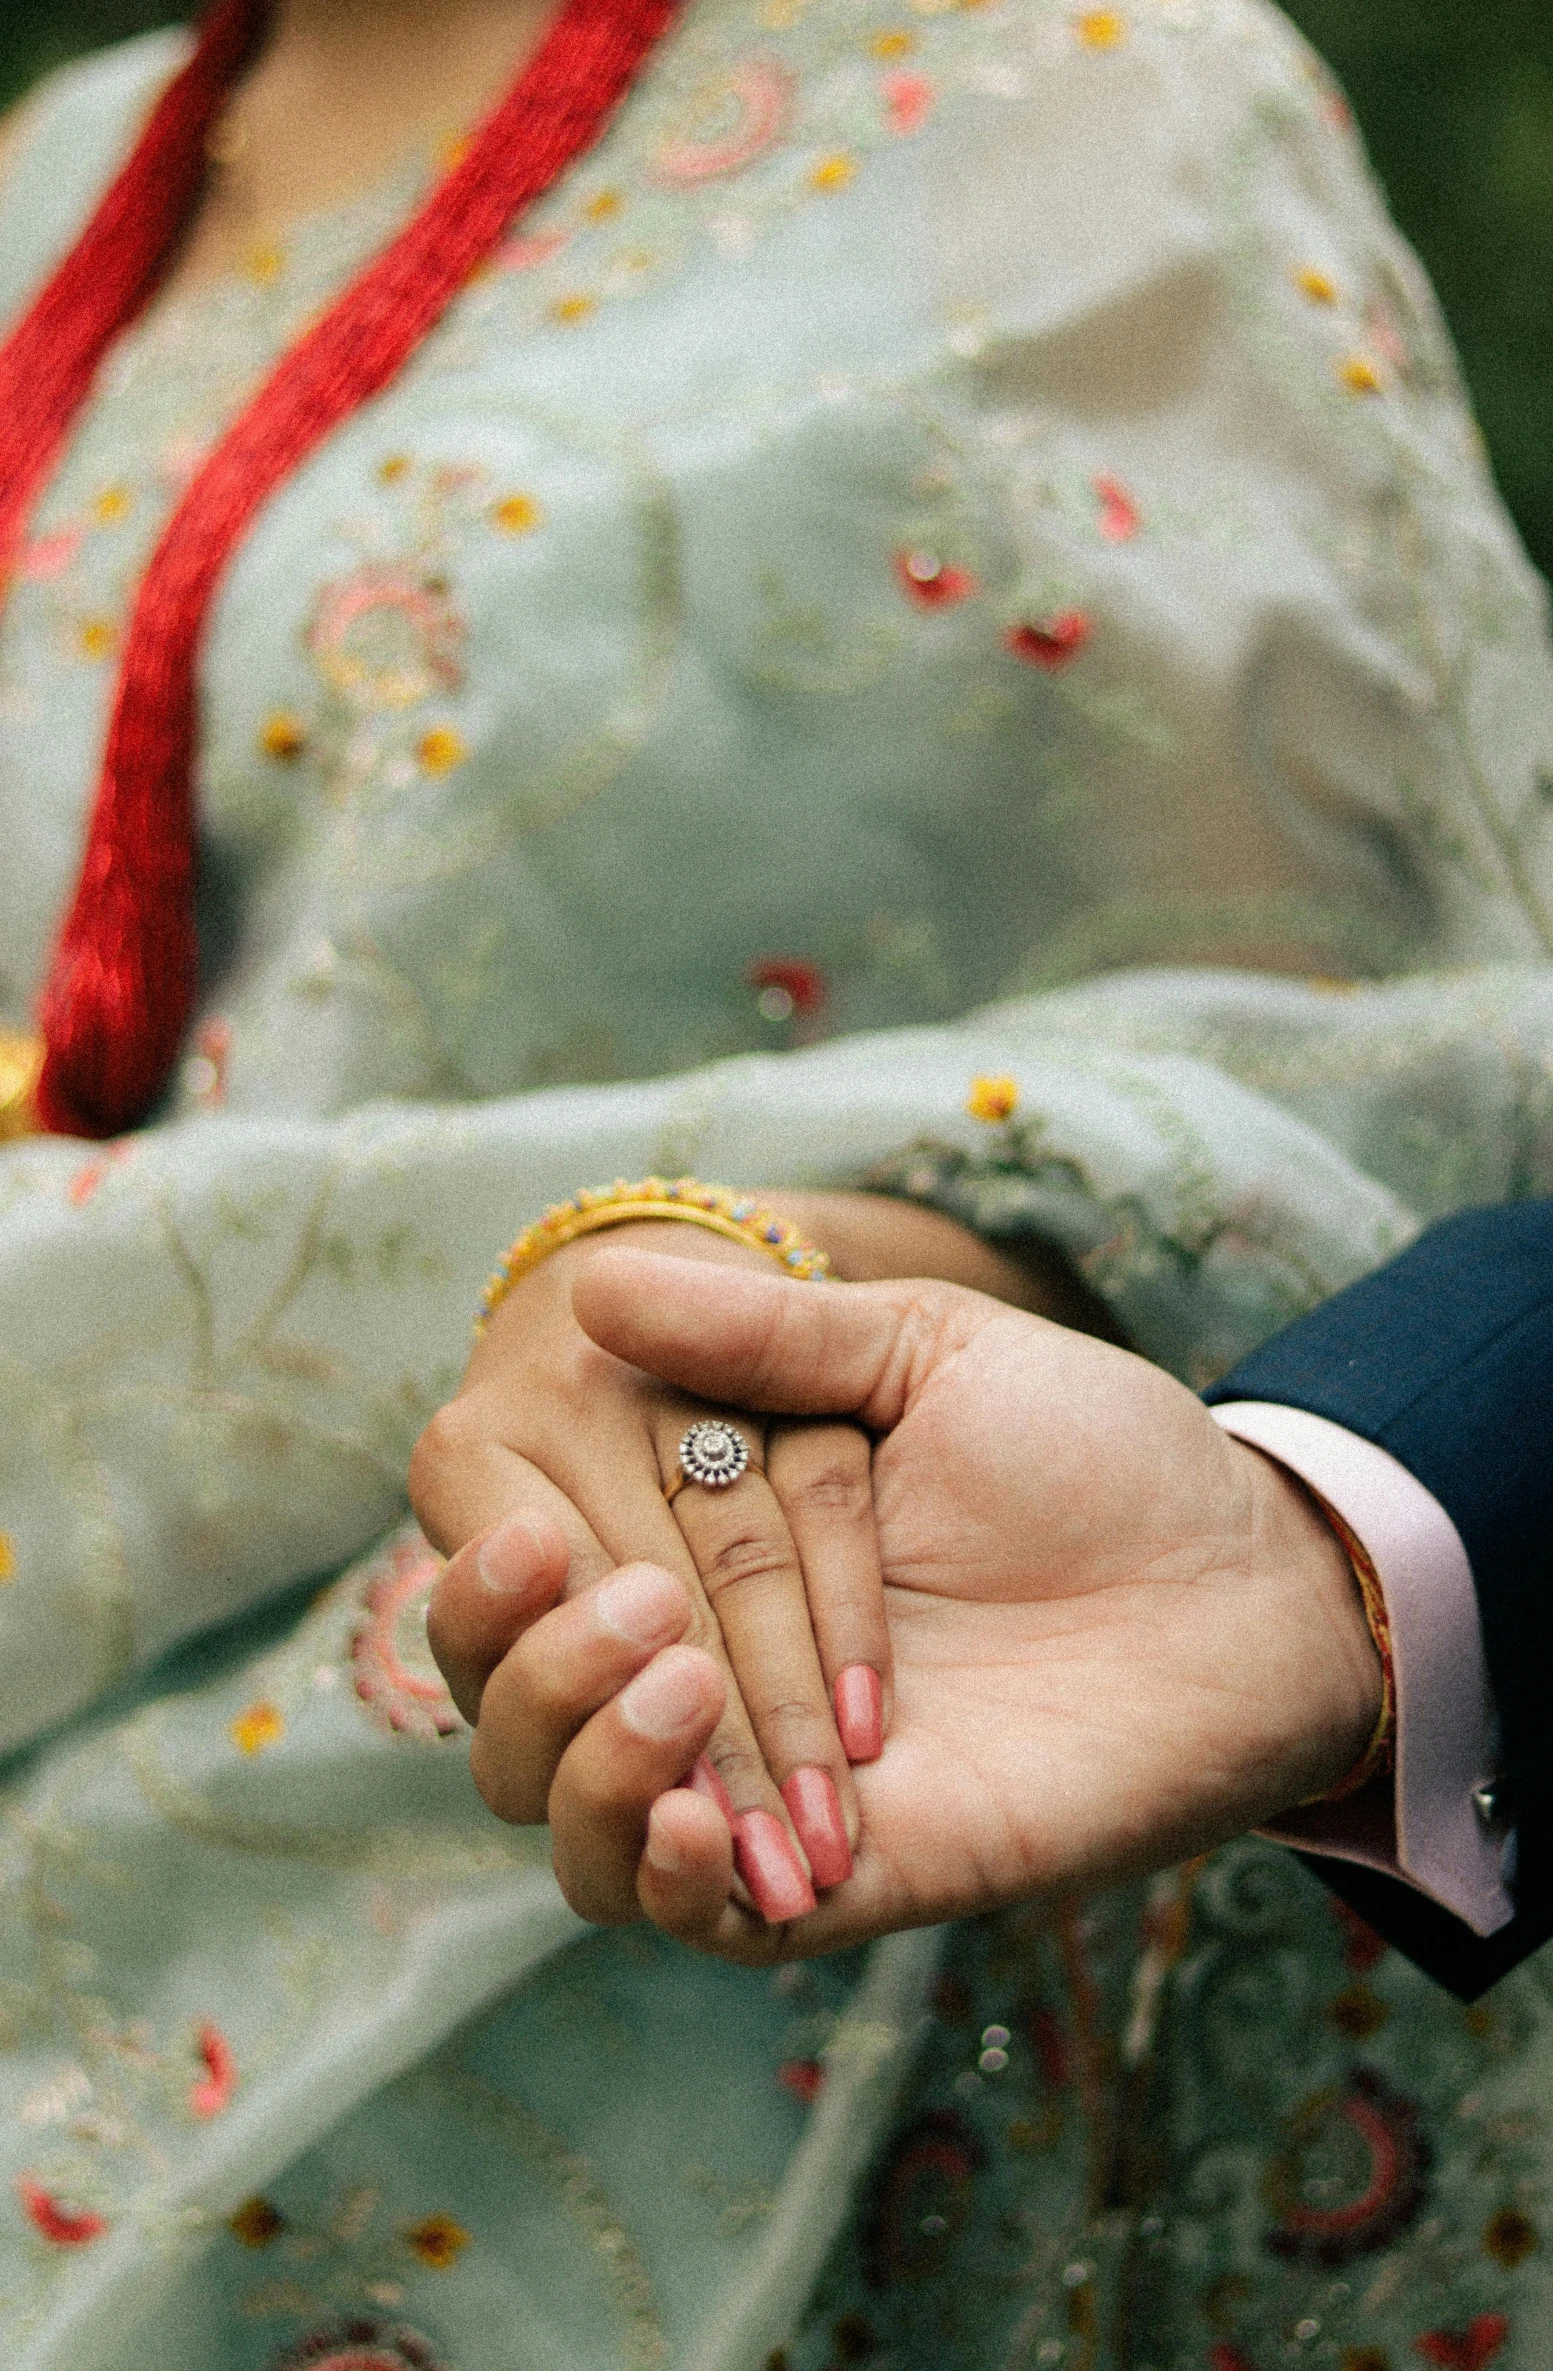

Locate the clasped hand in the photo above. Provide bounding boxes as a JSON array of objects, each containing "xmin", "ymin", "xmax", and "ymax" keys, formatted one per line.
[{"xmin": 413, "ymin": 1234, "xmax": 1383, "ymax": 1964}]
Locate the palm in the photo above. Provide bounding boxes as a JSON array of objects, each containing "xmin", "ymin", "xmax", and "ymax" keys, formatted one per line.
[{"xmin": 776, "ymin": 1307, "xmax": 1367, "ymax": 1946}]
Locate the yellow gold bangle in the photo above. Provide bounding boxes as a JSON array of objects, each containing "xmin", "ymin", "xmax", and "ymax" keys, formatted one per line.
[
  {"xmin": 1301, "ymin": 1493, "xmax": 1396, "ymax": 1805},
  {"xmin": 475, "ymin": 1176, "xmax": 833, "ymax": 1334},
  {"xmin": 0, "ymin": 1032, "xmax": 43, "ymax": 1144}
]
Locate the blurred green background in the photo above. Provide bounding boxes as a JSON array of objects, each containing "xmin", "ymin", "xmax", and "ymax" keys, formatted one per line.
[{"xmin": 2, "ymin": 0, "xmax": 1550, "ymax": 579}]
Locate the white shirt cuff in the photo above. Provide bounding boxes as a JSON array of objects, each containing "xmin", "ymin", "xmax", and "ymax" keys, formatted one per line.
[{"xmin": 1210, "ymin": 1401, "xmax": 1512, "ymax": 1939}]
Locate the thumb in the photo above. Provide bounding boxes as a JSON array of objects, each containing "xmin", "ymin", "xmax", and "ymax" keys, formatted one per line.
[{"xmin": 570, "ymin": 1246, "xmax": 970, "ymax": 1429}]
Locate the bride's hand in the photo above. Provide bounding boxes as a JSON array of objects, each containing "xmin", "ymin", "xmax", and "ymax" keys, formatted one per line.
[{"xmin": 411, "ymin": 1215, "xmax": 885, "ymax": 1920}]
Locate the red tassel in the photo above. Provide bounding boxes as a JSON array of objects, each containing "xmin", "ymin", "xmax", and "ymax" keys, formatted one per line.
[{"xmin": 0, "ymin": 0, "xmax": 675, "ymax": 1136}]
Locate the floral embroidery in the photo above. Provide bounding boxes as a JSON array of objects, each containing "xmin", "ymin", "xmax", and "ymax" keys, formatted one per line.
[
  {"xmin": 1338, "ymin": 353, "xmax": 1384, "ymax": 395},
  {"xmin": 190, "ymin": 2021, "xmax": 237, "ymax": 2119},
  {"xmin": 880, "ymin": 70, "xmax": 933, "ymax": 136},
  {"xmin": 1004, "ymin": 611, "xmax": 1091, "ymax": 667},
  {"xmin": 272, "ymin": 2325, "xmax": 448, "ymax": 2371},
  {"xmin": 183, "ymin": 1017, "xmax": 232, "ymax": 1109},
  {"xmin": 1295, "ymin": 263, "xmax": 1340, "ymax": 305},
  {"xmin": 230, "ymin": 1699, "xmax": 285, "ymax": 1755},
  {"xmin": 1092, "ymin": 473, "xmax": 1140, "ymax": 543},
  {"xmin": 810, "ymin": 152, "xmax": 857, "ymax": 192},
  {"xmin": 1413, "ymin": 2319, "xmax": 1512, "ymax": 2371},
  {"xmin": 966, "ymin": 1073, "xmax": 1018, "ymax": 1122},
  {"xmin": 415, "ymin": 725, "xmax": 467, "ymax": 775},
  {"xmin": 307, "ymin": 565, "xmax": 464, "ymax": 712},
  {"xmin": 748, "ymin": 955, "xmax": 829, "ymax": 1031},
  {"xmin": 349, "ymin": 1531, "xmax": 462, "ymax": 1742},
  {"xmin": 403, "ymin": 2210, "xmax": 470, "ymax": 2267},
  {"xmin": 777, "ymin": 2058, "xmax": 825, "ymax": 2103},
  {"xmin": 260, "ymin": 710, "xmax": 308, "ymax": 761},
  {"xmin": 1263, "ymin": 2070, "xmax": 1430, "ymax": 2267},
  {"xmin": 1074, "ymin": 9, "xmax": 1125, "ymax": 48},
  {"xmin": 230, "ymin": 2196, "xmax": 286, "ymax": 2248},
  {"xmin": 16, "ymin": 2176, "xmax": 108, "ymax": 2246},
  {"xmin": 893, "ymin": 549, "xmax": 977, "ymax": 606},
  {"xmin": 491, "ymin": 491, "xmax": 543, "ymax": 534},
  {"xmin": 649, "ymin": 57, "xmax": 795, "ymax": 183},
  {"xmin": 1482, "ymin": 2208, "xmax": 1537, "ymax": 2270},
  {"xmin": 0, "ymin": 1533, "xmax": 15, "ymax": 1582}
]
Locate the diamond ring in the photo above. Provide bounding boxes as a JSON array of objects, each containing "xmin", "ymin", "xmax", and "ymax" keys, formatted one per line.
[{"xmin": 663, "ymin": 1419, "xmax": 752, "ymax": 1503}]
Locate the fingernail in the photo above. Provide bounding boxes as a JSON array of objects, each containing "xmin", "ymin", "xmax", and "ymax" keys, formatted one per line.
[
  {"xmin": 619, "ymin": 1648, "xmax": 712, "ymax": 1742},
  {"xmin": 689, "ymin": 1755, "xmax": 735, "ymax": 1821},
  {"xmin": 475, "ymin": 1513, "xmax": 549, "ymax": 1596},
  {"xmin": 645, "ymin": 1803, "xmax": 695, "ymax": 1877},
  {"xmin": 593, "ymin": 1564, "xmax": 684, "ymax": 1648},
  {"xmin": 733, "ymin": 1809, "xmax": 817, "ymax": 1923},
  {"xmin": 835, "ymin": 1664, "xmax": 884, "ymax": 1763},
  {"xmin": 780, "ymin": 1766, "xmax": 853, "ymax": 1889}
]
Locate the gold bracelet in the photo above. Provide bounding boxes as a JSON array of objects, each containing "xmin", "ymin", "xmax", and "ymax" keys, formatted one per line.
[
  {"xmin": 0, "ymin": 1032, "xmax": 43, "ymax": 1144},
  {"xmin": 1301, "ymin": 1493, "xmax": 1396, "ymax": 1804},
  {"xmin": 475, "ymin": 1175, "xmax": 833, "ymax": 1334}
]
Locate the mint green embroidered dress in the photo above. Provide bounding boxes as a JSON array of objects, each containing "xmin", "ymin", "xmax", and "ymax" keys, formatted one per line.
[{"xmin": 1, "ymin": 5, "xmax": 1552, "ymax": 2367}]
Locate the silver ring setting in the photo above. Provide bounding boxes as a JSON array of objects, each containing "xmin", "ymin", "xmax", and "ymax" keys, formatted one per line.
[{"xmin": 676, "ymin": 1419, "xmax": 751, "ymax": 1490}]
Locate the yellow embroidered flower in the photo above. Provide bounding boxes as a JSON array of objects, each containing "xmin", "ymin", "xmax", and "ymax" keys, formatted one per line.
[
  {"xmin": 0, "ymin": 1534, "xmax": 14, "ymax": 1584},
  {"xmin": 584, "ymin": 188, "xmax": 624, "ymax": 222},
  {"xmin": 243, "ymin": 243, "xmax": 285, "ymax": 286},
  {"xmin": 379, "ymin": 454, "xmax": 412, "ymax": 486},
  {"xmin": 259, "ymin": 711, "xmax": 307, "ymax": 762},
  {"xmin": 77, "ymin": 617, "xmax": 119, "ymax": 663},
  {"xmin": 1294, "ymin": 265, "xmax": 1339, "ymax": 305},
  {"xmin": 418, "ymin": 726, "xmax": 467, "ymax": 775},
  {"xmin": 93, "ymin": 486, "xmax": 133, "ymax": 526},
  {"xmin": 550, "ymin": 292, "xmax": 598, "ymax": 327},
  {"xmin": 871, "ymin": 28, "xmax": 916, "ymax": 56},
  {"xmin": 1338, "ymin": 354, "xmax": 1383, "ymax": 395},
  {"xmin": 811, "ymin": 153, "xmax": 856, "ymax": 192},
  {"xmin": 1075, "ymin": 9, "xmax": 1125, "ymax": 47},
  {"xmin": 228, "ymin": 2197, "xmax": 284, "ymax": 2249},
  {"xmin": 967, "ymin": 1074, "xmax": 1019, "ymax": 1123},
  {"xmin": 406, "ymin": 2212, "xmax": 471, "ymax": 2268},
  {"xmin": 492, "ymin": 493, "xmax": 543, "ymax": 535},
  {"xmin": 230, "ymin": 1700, "xmax": 284, "ymax": 1756}
]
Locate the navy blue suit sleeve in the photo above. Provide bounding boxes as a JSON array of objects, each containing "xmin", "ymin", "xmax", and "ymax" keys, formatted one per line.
[{"xmin": 1205, "ymin": 1199, "xmax": 1553, "ymax": 1999}]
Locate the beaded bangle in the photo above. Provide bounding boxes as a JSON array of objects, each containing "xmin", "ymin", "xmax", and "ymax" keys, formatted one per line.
[
  {"xmin": 1301, "ymin": 1492, "xmax": 1396, "ymax": 1805},
  {"xmin": 476, "ymin": 1175, "xmax": 833, "ymax": 1334}
]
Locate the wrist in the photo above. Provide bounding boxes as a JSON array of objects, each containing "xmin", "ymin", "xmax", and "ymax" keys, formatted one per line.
[{"xmin": 1236, "ymin": 1442, "xmax": 1386, "ymax": 1811}]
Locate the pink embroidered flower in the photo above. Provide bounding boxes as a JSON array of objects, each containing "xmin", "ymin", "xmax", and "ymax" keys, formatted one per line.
[
  {"xmin": 1414, "ymin": 2319, "xmax": 1511, "ymax": 2371},
  {"xmin": 17, "ymin": 527, "xmax": 83, "ymax": 582},
  {"xmin": 17, "ymin": 2176, "xmax": 108, "ymax": 2247},
  {"xmin": 494, "ymin": 228, "xmax": 569, "ymax": 273},
  {"xmin": 351, "ymin": 1532, "xmax": 463, "ymax": 1742},
  {"xmin": 777, "ymin": 2058, "xmax": 825, "ymax": 2104},
  {"xmin": 271, "ymin": 2324, "xmax": 448, "ymax": 2371},
  {"xmin": 307, "ymin": 565, "xmax": 465, "ymax": 712},
  {"xmin": 184, "ymin": 1018, "xmax": 231, "ymax": 1110},
  {"xmin": 880, "ymin": 70, "xmax": 933, "ymax": 137},
  {"xmin": 650, "ymin": 59, "xmax": 794, "ymax": 184},
  {"xmin": 893, "ymin": 549, "xmax": 977, "ymax": 608},
  {"xmin": 747, "ymin": 956, "xmax": 828, "ymax": 1039},
  {"xmin": 1004, "ymin": 612, "xmax": 1091, "ymax": 668},
  {"xmin": 190, "ymin": 2021, "xmax": 237, "ymax": 2119},
  {"xmin": 1092, "ymin": 474, "xmax": 1140, "ymax": 542}
]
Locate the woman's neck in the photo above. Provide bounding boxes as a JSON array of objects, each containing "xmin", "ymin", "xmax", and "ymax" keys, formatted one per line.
[{"xmin": 164, "ymin": 0, "xmax": 563, "ymax": 297}]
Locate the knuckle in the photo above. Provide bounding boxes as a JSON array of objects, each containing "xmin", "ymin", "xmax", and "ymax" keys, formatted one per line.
[
  {"xmin": 699, "ymin": 1526, "xmax": 798, "ymax": 1600},
  {"xmin": 786, "ymin": 1461, "xmax": 871, "ymax": 1522}
]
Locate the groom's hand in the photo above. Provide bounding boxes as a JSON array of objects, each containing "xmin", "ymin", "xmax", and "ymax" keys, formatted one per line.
[{"xmin": 429, "ymin": 1249, "xmax": 1380, "ymax": 1960}]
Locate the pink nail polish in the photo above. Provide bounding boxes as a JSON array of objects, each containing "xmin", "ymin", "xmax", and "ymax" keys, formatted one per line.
[
  {"xmin": 781, "ymin": 1766, "xmax": 853, "ymax": 1889},
  {"xmin": 732, "ymin": 1809, "xmax": 817, "ymax": 1923},
  {"xmin": 834, "ymin": 1664, "xmax": 884, "ymax": 1763},
  {"xmin": 689, "ymin": 1755, "xmax": 735, "ymax": 1822}
]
